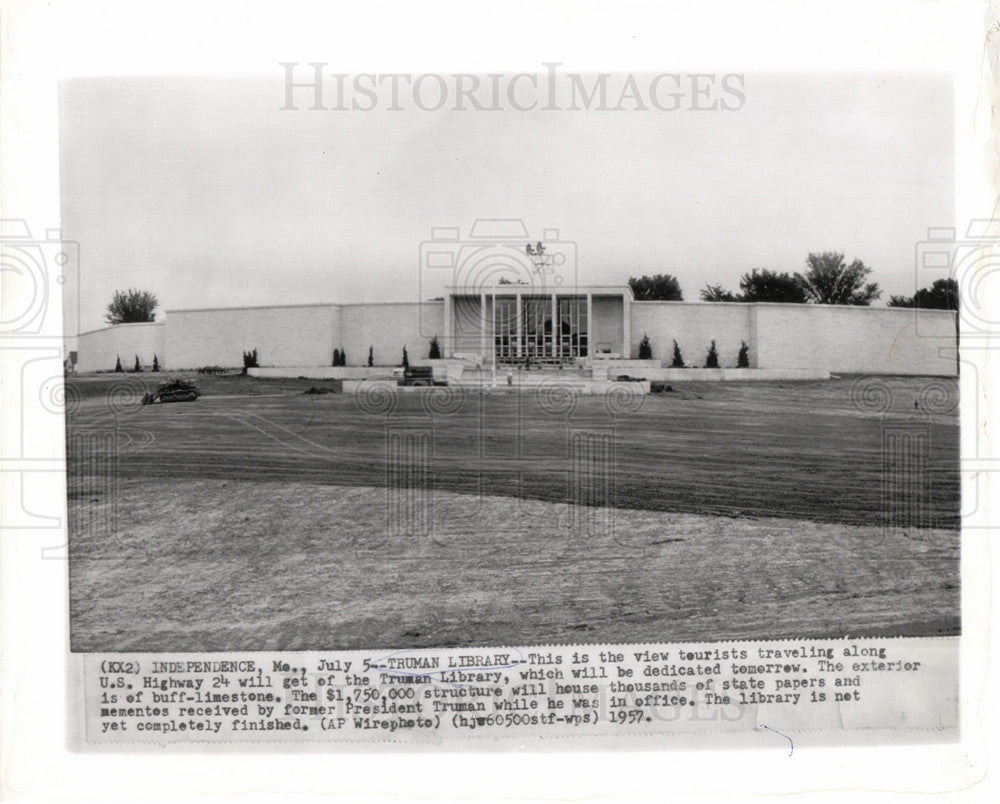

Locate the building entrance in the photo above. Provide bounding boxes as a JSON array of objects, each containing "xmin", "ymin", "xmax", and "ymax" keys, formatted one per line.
[{"xmin": 493, "ymin": 296, "xmax": 588, "ymax": 364}]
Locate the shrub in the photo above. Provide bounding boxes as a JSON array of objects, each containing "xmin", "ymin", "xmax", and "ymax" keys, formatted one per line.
[
  {"xmin": 114, "ymin": 355, "xmax": 123, "ymax": 373},
  {"xmin": 671, "ymin": 340, "xmax": 684, "ymax": 368},
  {"xmin": 242, "ymin": 348, "xmax": 259, "ymax": 374},
  {"xmin": 367, "ymin": 345, "xmax": 374, "ymax": 367},
  {"xmin": 428, "ymin": 335, "xmax": 441, "ymax": 359},
  {"xmin": 705, "ymin": 340, "xmax": 720, "ymax": 368},
  {"xmin": 133, "ymin": 355, "xmax": 142, "ymax": 373},
  {"xmin": 638, "ymin": 334, "xmax": 652, "ymax": 360},
  {"xmin": 401, "ymin": 346, "xmax": 409, "ymax": 369},
  {"xmin": 333, "ymin": 348, "xmax": 341, "ymax": 367},
  {"xmin": 737, "ymin": 340, "xmax": 750, "ymax": 368},
  {"xmin": 340, "ymin": 349, "xmax": 346, "ymax": 366},
  {"xmin": 152, "ymin": 354, "xmax": 160, "ymax": 372}
]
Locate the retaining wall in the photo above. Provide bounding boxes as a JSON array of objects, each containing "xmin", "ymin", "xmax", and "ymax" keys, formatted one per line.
[
  {"xmin": 630, "ymin": 301, "xmax": 752, "ymax": 368},
  {"xmin": 75, "ymin": 322, "xmax": 165, "ymax": 373},
  {"xmin": 76, "ymin": 299, "xmax": 959, "ymax": 377},
  {"xmin": 753, "ymin": 304, "xmax": 957, "ymax": 376},
  {"xmin": 165, "ymin": 304, "xmax": 339, "ymax": 370}
]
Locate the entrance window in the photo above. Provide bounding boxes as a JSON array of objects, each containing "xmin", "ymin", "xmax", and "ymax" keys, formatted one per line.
[
  {"xmin": 494, "ymin": 298, "xmax": 517, "ymax": 361},
  {"xmin": 557, "ymin": 297, "xmax": 588, "ymax": 359},
  {"xmin": 521, "ymin": 298, "xmax": 552, "ymax": 361},
  {"xmin": 492, "ymin": 296, "xmax": 589, "ymax": 363}
]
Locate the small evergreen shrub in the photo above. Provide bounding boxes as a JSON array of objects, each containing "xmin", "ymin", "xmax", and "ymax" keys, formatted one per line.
[
  {"xmin": 705, "ymin": 340, "xmax": 720, "ymax": 368},
  {"xmin": 401, "ymin": 346, "xmax": 409, "ymax": 369},
  {"xmin": 242, "ymin": 348, "xmax": 259, "ymax": 374},
  {"xmin": 340, "ymin": 348, "xmax": 346, "ymax": 366},
  {"xmin": 333, "ymin": 348, "xmax": 341, "ymax": 367},
  {"xmin": 638, "ymin": 334, "xmax": 652, "ymax": 360},
  {"xmin": 428, "ymin": 335, "xmax": 441, "ymax": 359},
  {"xmin": 114, "ymin": 356, "xmax": 123, "ymax": 373},
  {"xmin": 671, "ymin": 339, "xmax": 684, "ymax": 368},
  {"xmin": 367, "ymin": 345, "xmax": 374, "ymax": 367},
  {"xmin": 133, "ymin": 355, "xmax": 142, "ymax": 373},
  {"xmin": 152, "ymin": 354, "xmax": 160, "ymax": 372},
  {"xmin": 737, "ymin": 340, "xmax": 750, "ymax": 368}
]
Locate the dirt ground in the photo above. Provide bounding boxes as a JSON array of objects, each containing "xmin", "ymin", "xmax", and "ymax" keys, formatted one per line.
[{"xmin": 65, "ymin": 373, "xmax": 960, "ymax": 650}]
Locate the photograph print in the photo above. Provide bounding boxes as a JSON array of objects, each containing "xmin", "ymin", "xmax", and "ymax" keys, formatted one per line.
[{"xmin": 59, "ymin": 69, "xmax": 960, "ymax": 653}]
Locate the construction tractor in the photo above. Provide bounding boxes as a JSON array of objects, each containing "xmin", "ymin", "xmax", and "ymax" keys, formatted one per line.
[{"xmin": 141, "ymin": 379, "xmax": 200, "ymax": 405}]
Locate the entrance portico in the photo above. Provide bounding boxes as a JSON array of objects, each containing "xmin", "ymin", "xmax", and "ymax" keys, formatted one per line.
[{"xmin": 443, "ymin": 284, "xmax": 633, "ymax": 365}]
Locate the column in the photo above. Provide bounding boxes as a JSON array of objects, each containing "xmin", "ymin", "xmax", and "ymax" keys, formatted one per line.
[
  {"xmin": 586, "ymin": 292, "xmax": 593, "ymax": 359},
  {"xmin": 515, "ymin": 292, "xmax": 522, "ymax": 357},
  {"xmin": 479, "ymin": 292, "xmax": 486, "ymax": 360},
  {"xmin": 551, "ymin": 293, "xmax": 558, "ymax": 360},
  {"xmin": 622, "ymin": 290, "xmax": 631, "ymax": 359},
  {"xmin": 443, "ymin": 293, "xmax": 452, "ymax": 358}
]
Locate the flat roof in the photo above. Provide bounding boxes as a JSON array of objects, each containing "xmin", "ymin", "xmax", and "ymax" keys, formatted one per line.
[{"xmin": 446, "ymin": 284, "xmax": 633, "ymax": 296}]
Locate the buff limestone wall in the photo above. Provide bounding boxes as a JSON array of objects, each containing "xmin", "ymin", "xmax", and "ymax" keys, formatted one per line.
[
  {"xmin": 79, "ymin": 302, "xmax": 444, "ymax": 371},
  {"xmin": 164, "ymin": 304, "xmax": 340, "ymax": 369},
  {"xmin": 628, "ymin": 301, "xmax": 956, "ymax": 376},
  {"xmin": 339, "ymin": 303, "xmax": 444, "ymax": 367},
  {"xmin": 75, "ymin": 323, "xmax": 165, "ymax": 373},
  {"xmin": 76, "ymin": 300, "xmax": 958, "ymax": 376},
  {"xmin": 591, "ymin": 296, "xmax": 625, "ymax": 354},
  {"xmin": 630, "ymin": 301, "xmax": 752, "ymax": 368},
  {"xmin": 752, "ymin": 304, "xmax": 957, "ymax": 376}
]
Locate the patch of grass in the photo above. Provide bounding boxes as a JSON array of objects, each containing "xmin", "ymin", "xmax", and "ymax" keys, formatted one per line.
[{"xmin": 65, "ymin": 376, "xmax": 960, "ymax": 528}]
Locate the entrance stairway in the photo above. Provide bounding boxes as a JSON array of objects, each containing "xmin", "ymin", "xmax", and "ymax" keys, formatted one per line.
[{"xmin": 448, "ymin": 362, "xmax": 595, "ymax": 389}]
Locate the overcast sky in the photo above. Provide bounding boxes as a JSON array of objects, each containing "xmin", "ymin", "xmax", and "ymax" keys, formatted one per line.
[{"xmin": 60, "ymin": 72, "xmax": 952, "ymax": 333}]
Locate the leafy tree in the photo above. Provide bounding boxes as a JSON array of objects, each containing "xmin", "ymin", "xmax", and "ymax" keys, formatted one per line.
[
  {"xmin": 401, "ymin": 346, "xmax": 410, "ymax": 369},
  {"xmin": 700, "ymin": 284, "xmax": 737, "ymax": 302},
  {"xmin": 671, "ymin": 339, "xmax": 684, "ymax": 368},
  {"xmin": 705, "ymin": 340, "xmax": 720, "ymax": 368},
  {"xmin": 152, "ymin": 354, "xmax": 160, "ymax": 372},
  {"xmin": 628, "ymin": 274, "xmax": 684, "ymax": 301},
  {"xmin": 333, "ymin": 348, "xmax": 341, "ymax": 367},
  {"xmin": 794, "ymin": 252, "xmax": 881, "ymax": 306},
  {"xmin": 428, "ymin": 335, "xmax": 441, "ymax": 359},
  {"xmin": 888, "ymin": 278, "xmax": 958, "ymax": 310},
  {"xmin": 133, "ymin": 355, "xmax": 142, "ymax": 373},
  {"xmin": 738, "ymin": 268, "xmax": 808, "ymax": 303},
  {"xmin": 367, "ymin": 345, "xmax": 374, "ymax": 367},
  {"xmin": 114, "ymin": 355, "xmax": 123, "ymax": 373},
  {"xmin": 105, "ymin": 288, "xmax": 158, "ymax": 324},
  {"xmin": 737, "ymin": 340, "xmax": 750, "ymax": 368},
  {"xmin": 638, "ymin": 333, "xmax": 653, "ymax": 359}
]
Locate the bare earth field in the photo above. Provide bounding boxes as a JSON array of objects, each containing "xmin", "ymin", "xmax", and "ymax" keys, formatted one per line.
[{"xmin": 66, "ymin": 373, "xmax": 959, "ymax": 651}]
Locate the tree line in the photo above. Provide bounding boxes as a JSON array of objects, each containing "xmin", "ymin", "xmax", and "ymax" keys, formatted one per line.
[
  {"xmin": 629, "ymin": 252, "xmax": 958, "ymax": 310},
  {"xmin": 103, "ymin": 252, "xmax": 959, "ymax": 328}
]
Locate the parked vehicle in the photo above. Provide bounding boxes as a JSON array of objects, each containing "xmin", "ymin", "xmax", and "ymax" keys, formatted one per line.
[
  {"xmin": 141, "ymin": 379, "xmax": 200, "ymax": 405},
  {"xmin": 399, "ymin": 366, "xmax": 434, "ymax": 387}
]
